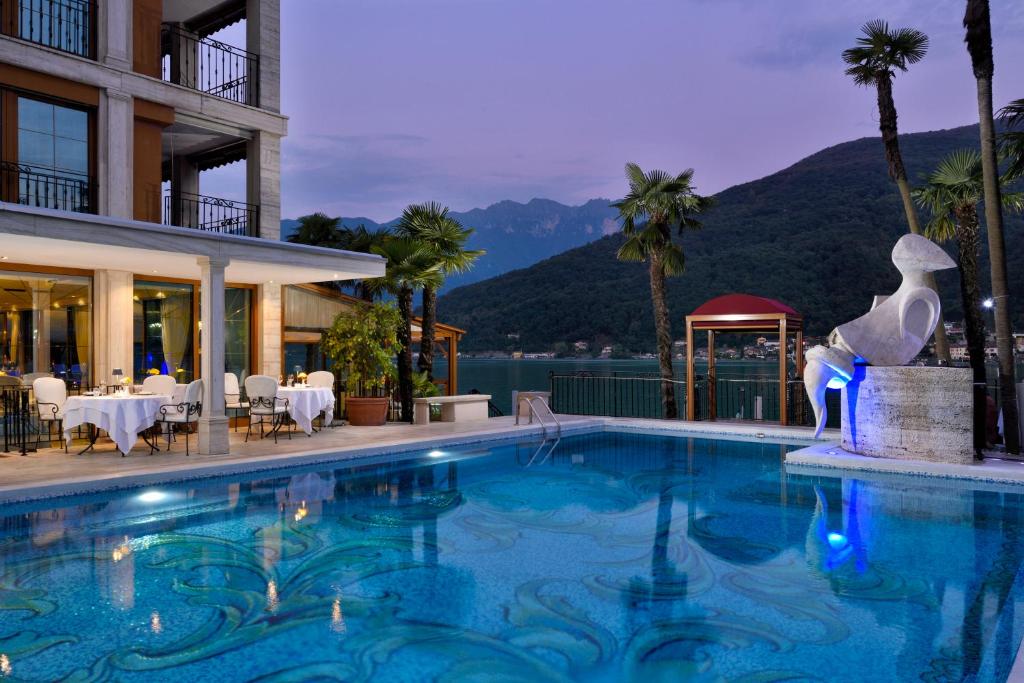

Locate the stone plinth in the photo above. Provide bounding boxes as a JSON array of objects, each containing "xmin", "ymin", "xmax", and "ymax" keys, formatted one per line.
[{"xmin": 841, "ymin": 366, "xmax": 973, "ymax": 464}]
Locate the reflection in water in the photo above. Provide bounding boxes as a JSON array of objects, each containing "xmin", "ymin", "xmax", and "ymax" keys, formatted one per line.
[{"xmin": 1, "ymin": 434, "xmax": 1024, "ymax": 681}]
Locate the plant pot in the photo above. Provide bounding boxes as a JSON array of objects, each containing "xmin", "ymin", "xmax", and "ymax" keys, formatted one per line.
[{"xmin": 346, "ymin": 396, "xmax": 390, "ymax": 426}]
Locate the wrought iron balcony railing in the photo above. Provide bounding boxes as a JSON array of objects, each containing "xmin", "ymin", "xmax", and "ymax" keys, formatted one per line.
[
  {"xmin": 1, "ymin": 161, "xmax": 95, "ymax": 213},
  {"xmin": 9, "ymin": 0, "xmax": 95, "ymax": 58},
  {"xmin": 164, "ymin": 191, "xmax": 258, "ymax": 237},
  {"xmin": 161, "ymin": 24, "xmax": 259, "ymax": 106}
]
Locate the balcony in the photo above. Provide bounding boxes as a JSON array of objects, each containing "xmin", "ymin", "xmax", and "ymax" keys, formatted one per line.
[
  {"xmin": 164, "ymin": 191, "xmax": 258, "ymax": 237},
  {"xmin": 1, "ymin": 161, "xmax": 95, "ymax": 213},
  {"xmin": 161, "ymin": 24, "xmax": 259, "ymax": 107},
  {"xmin": 5, "ymin": 0, "xmax": 95, "ymax": 58}
]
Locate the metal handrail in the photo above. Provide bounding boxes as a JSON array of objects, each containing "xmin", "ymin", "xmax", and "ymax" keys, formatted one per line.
[
  {"xmin": 161, "ymin": 24, "xmax": 259, "ymax": 106},
  {"xmin": 520, "ymin": 396, "xmax": 562, "ymax": 438}
]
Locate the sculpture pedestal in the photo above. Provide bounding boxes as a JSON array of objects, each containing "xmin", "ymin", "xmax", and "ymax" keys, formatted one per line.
[{"xmin": 841, "ymin": 366, "xmax": 973, "ymax": 464}]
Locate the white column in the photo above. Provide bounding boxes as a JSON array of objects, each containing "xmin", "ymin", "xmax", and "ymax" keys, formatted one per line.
[
  {"xmin": 98, "ymin": 91, "xmax": 133, "ymax": 219},
  {"xmin": 247, "ymin": 0, "xmax": 281, "ymax": 112},
  {"xmin": 93, "ymin": 270, "xmax": 134, "ymax": 385},
  {"xmin": 258, "ymin": 283, "xmax": 282, "ymax": 378},
  {"xmin": 99, "ymin": 0, "xmax": 132, "ymax": 70},
  {"xmin": 246, "ymin": 131, "xmax": 281, "ymax": 240},
  {"xmin": 198, "ymin": 256, "xmax": 230, "ymax": 455}
]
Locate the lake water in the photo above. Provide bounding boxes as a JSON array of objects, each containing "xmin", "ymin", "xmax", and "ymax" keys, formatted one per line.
[{"xmin": 438, "ymin": 358, "xmax": 781, "ymax": 416}]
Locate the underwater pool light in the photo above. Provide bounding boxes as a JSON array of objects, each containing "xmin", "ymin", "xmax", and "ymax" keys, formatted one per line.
[
  {"xmin": 826, "ymin": 532, "xmax": 849, "ymax": 550},
  {"xmin": 427, "ymin": 450, "xmax": 445, "ymax": 458},
  {"xmin": 137, "ymin": 490, "xmax": 169, "ymax": 503}
]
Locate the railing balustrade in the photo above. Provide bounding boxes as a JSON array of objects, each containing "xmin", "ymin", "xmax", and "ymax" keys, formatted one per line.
[
  {"xmin": 10, "ymin": 0, "xmax": 94, "ymax": 57},
  {"xmin": 1, "ymin": 161, "xmax": 95, "ymax": 213},
  {"xmin": 162, "ymin": 24, "xmax": 259, "ymax": 106},
  {"xmin": 164, "ymin": 191, "xmax": 258, "ymax": 237}
]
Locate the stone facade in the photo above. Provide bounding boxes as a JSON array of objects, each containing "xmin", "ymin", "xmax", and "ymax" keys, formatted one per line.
[{"xmin": 841, "ymin": 366, "xmax": 974, "ymax": 464}]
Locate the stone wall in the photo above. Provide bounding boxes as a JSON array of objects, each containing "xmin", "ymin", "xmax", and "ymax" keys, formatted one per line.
[{"xmin": 841, "ymin": 366, "xmax": 973, "ymax": 464}]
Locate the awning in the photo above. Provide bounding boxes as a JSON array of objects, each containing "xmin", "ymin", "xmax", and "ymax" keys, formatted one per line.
[{"xmin": 0, "ymin": 203, "xmax": 385, "ymax": 284}]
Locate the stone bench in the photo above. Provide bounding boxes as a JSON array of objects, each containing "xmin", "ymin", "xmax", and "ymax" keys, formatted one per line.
[{"xmin": 414, "ymin": 395, "xmax": 492, "ymax": 425}]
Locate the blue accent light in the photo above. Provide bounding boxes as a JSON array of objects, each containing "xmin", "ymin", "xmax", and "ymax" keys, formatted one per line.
[{"xmin": 827, "ymin": 532, "xmax": 849, "ymax": 550}]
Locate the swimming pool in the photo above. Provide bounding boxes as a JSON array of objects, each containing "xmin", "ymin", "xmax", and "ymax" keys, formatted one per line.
[{"xmin": 0, "ymin": 431, "xmax": 1021, "ymax": 681}]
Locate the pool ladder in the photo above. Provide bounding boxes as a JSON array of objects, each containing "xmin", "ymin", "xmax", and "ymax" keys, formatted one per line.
[{"xmin": 516, "ymin": 395, "xmax": 562, "ymax": 439}]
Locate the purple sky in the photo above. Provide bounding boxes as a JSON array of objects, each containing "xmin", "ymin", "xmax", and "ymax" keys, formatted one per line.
[{"xmin": 206, "ymin": 0, "xmax": 1024, "ymax": 222}]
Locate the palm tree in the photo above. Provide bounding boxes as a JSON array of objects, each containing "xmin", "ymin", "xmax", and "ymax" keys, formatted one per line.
[
  {"xmin": 612, "ymin": 163, "xmax": 713, "ymax": 419},
  {"xmin": 396, "ymin": 202, "xmax": 484, "ymax": 382},
  {"xmin": 843, "ymin": 20, "xmax": 952, "ymax": 363},
  {"xmin": 998, "ymin": 98, "xmax": 1024, "ymax": 179},
  {"xmin": 337, "ymin": 224, "xmax": 393, "ymax": 301},
  {"xmin": 286, "ymin": 212, "xmax": 343, "ymax": 247},
  {"xmin": 913, "ymin": 150, "xmax": 1024, "ymax": 453},
  {"xmin": 968, "ymin": 0, "xmax": 1021, "ymax": 453},
  {"xmin": 371, "ymin": 236, "xmax": 442, "ymax": 422}
]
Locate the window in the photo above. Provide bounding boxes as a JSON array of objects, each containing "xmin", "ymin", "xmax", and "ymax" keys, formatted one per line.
[
  {"xmin": 0, "ymin": 270, "xmax": 91, "ymax": 385},
  {"xmin": 132, "ymin": 281, "xmax": 253, "ymax": 383},
  {"xmin": 2, "ymin": 94, "xmax": 94, "ymax": 212}
]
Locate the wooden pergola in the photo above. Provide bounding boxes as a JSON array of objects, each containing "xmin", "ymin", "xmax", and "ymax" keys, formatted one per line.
[{"xmin": 685, "ymin": 294, "xmax": 804, "ymax": 425}]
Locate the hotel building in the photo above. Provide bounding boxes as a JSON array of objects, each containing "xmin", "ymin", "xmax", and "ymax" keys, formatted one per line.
[{"xmin": 0, "ymin": 0, "xmax": 387, "ymax": 453}]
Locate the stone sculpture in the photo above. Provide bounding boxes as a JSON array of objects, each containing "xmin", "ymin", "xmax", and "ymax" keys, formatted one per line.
[{"xmin": 804, "ymin": 234, "xmax": 957, "ymax": 437}]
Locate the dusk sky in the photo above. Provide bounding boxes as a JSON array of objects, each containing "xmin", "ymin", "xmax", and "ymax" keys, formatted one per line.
[{"xmin": 208, "ymin": 0, "xmax": 1024, "ymax": 222}]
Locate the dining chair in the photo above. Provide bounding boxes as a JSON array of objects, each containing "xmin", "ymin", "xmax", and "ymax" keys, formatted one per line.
[
  {"xmin": 33, "ymin": 377, "xmax": 67, "ymax": 452},
  {"xmin": 306, "ymin": 371, "xmax": 335, "ymax": 428},
  {"xmin": 142, "ymin": 374, "xmax": 178, "ymax": 396},
  {"xmin": 225, "ymin": 372, "xmax": 249, "ymax": 432},
  {"xmin": 153, "ymin": 379, "xmax": 204, "ymax": 456},
  {"xmin": 244, "ymin": 375, "xmax": 291, "ymax": 444}
]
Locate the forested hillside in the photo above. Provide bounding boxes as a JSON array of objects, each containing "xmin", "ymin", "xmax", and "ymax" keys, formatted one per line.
[{"xmin": 437, "ymin": 124, "xmax": 1024, "ymax": 352}]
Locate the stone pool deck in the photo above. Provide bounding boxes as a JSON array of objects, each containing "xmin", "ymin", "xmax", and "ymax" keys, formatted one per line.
[{"xmin": 787, "ymin": 441, "xmax": 1024, "ymax": 485}]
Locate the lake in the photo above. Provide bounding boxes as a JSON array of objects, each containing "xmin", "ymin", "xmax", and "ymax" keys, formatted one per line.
[{"xmin": 437, "ymin": 358, "xmax": 783, "ymax": 416}]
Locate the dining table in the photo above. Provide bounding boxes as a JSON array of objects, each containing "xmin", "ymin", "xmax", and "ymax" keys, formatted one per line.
[
  {"xmin": 62, "ymin": 392, "xmax": 172, "ymax": 455},
  {"xmin": 277, "ymin": 385, "xmax": 334, "ymax": 435}
]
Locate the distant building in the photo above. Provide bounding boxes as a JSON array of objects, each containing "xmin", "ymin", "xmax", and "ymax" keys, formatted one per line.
[
  {"xmin": 573, "ymin": 340, "xmax": 589, "ymax": 352},
  {"xmin": 950, "ymin": 345, "xmax": 969, "ymax": 362}
]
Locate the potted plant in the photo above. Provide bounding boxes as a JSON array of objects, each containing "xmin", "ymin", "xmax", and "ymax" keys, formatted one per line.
[{"xmin": 321, "ymin": 301, "xmax": 400, "ymax": 426}]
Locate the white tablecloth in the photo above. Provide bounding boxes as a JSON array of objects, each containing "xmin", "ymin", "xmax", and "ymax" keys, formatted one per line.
[
  {"xmin": 63, "ymin": 394, "xmax": 170, "ymax": 454},
  {"xmin": 277, "ymin": 386, "xmax": 334, "ymax": 435}
]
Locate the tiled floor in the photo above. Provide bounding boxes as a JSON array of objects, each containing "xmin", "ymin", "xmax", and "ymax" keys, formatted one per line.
[{"xmin": 0, "ymin": 416, "xmax": 603, "ymax": 503}]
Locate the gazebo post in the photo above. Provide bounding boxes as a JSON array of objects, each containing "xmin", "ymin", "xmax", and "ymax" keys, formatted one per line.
[
  {"xmin": 778, "ymin": 315, "xmax": 788, "ymax": 426},
  {"xmin": 685, "ymin": 317, "xmax": 695, "ymax": 421},
  {"xmin": 707, "ymin": 330, "xmax": 716, "ymax": 421}
]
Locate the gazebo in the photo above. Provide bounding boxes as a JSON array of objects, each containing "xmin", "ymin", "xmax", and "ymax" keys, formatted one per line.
[{"xmin": 685, "ymin": 294, "xmax": 804, "ymax": 425}]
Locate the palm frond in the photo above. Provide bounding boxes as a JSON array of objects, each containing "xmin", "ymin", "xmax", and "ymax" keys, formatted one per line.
[{"xmin": 616, "ymin": 233, "xmax": 650, "ymax": 262}]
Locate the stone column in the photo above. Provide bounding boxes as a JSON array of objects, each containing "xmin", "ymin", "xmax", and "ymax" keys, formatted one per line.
[
  {"xmin": 198, "ymin": 256, "xmax": 230, "ymax": 455},
  {"xmin": 258, "ymin": 283, "xmax": 282, "ymax": 379},
  {"xmin": 98, "ymin": 91, "xmax": 133, "ymax": 219},
  {"xmin": 246, "ymin": 131, "xmax": 281, "ymax": 239},
  {"xmin": 247, "ymin": 0, "xmax": 281, "ymax": 112},
  {"xmin": 167, "ymin": 23, "xmax": 199, "ymax": 89},
  {"xmin": 93, "ymin": 270, "xmax": 134, "ymax": 385},
  {"xmin": 99, "ymin": 0, "xmax": 132, "ymax": 69}
]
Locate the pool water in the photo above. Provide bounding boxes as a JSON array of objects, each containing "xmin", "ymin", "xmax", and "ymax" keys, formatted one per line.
[{"xmin": 1, "ymin": 432, "xmax": 1023, "ymax": 681}]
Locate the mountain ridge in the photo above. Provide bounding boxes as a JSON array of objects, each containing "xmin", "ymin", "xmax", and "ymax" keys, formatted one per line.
[{"xmin": 434, "ymin": 123, "xmax": 1024, "ymax": 352}]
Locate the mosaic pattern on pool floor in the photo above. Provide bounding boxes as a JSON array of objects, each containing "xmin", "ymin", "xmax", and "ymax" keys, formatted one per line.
[{"xmin": 0, "ymin": 432, "xmax": 1023, "ymax": 681}]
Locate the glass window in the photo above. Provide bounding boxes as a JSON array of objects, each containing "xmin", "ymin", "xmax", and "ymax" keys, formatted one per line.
[
  {"xmin": 15, "ymin": 96, "xmax": 91, "ymax": 212},
  {"xmin": 17, "ymin": 0, "xmax": 93, "ymax": 57},
  {"xmin": 0, "ymin": 270, "xmax": 91, "ymax": 386},
  {"xmin": 284, "ymin": 343, "xmax": 326, "ymax": 375},
  {"xmin": 133, "ymin": 282, "xmax": 253, "ymax": 384},
  {"xmin": 133, "ymin": 281, "xmax": 195, "ymax": 382},
  {"xmin": 225, "ymin": 288, "xmax": 252, "ymax": 383}
]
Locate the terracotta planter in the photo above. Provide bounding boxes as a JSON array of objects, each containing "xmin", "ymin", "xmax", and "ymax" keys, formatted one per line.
[{"xmin": 345, "ymin": 396, "xmax": 390, "ymax": 426}]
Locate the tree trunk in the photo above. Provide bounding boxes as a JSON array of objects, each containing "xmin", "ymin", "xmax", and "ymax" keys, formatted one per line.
[
  {"xmin": 418, "ymin": 286, "xmax": 437, "ymax": 381},
  {"xmin": 648, "ymin": 250, "xmax": 678, "ymax": 419},
  {"xmin": 396, "ymin": 286, "xmax": 415, "ymax": 423},
  {"xmin": 975, "ymin": 75, "xmax": 1020, "ymax": 453},
  {"xmin": 964, "ymin": 0, "xmax": 1019, "ymax": 452},
  {"xmin": 877, "ymin": 76, "xmax": 952, "ymax": 363},
  {"xmin": 954, "ymin": 206, "xmax": 989, "ymax": 454}
]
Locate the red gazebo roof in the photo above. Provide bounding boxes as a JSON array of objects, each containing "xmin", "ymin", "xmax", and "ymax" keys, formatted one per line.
[{"xmin": 688, "ymin": 294, "xmax": 801, "ymax": 329}]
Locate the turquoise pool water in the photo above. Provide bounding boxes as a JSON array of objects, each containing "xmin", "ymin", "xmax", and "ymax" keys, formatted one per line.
[{"xmin": 1, "ymin": 432, "xmax": 1022, "ymax": 681}]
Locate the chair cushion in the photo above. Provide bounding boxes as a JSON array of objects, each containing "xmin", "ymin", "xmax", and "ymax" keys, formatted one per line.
[{"xmin": 251, "ymin": 405, "xmax": 287, "ymax": 416}]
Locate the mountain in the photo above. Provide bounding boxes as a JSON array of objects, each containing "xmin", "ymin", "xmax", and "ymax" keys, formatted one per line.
[
  {"xmin": 281, "ymin": 199, "xmax": 617, "ymax": 291},
  {"xmin": 436, "ymin": 124, "xmax": 1024, "ymax": 352}
]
